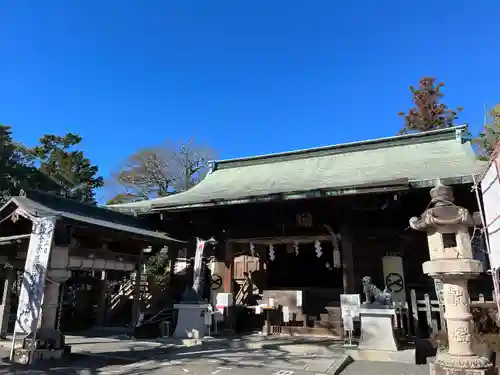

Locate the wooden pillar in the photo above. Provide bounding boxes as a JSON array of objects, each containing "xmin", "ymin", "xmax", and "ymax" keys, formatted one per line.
[
  {"xmin": 96, "ymin": 270, "xmax": 108, "ymax": 326},
  {"xmin": 168, "ymin": 246, "xmax": 179, "ymax": 291},
  {"xmin": 340, "ymin": 224, "xmax": 356, "ymax": 294},
  {"xmin": 258, "ymin": 245, "xmax": 268, "ymax": 291},
  {"xmin": 223, "ymin": 240, "xmax": 235, "ymax": 333},
  {"xmin": 223, "ymin": 241, "xmax": 234, "ymax": 293},
  {"xmin": 0, "ymin": 267, "xmax": 14, "ymax": 338},
  {"xmin": 130, "ymin": 254, "xmax": 143, "ymax": 332}
]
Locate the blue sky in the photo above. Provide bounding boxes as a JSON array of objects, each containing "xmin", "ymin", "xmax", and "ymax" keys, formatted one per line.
[{"xmin": 1, "ymin": 1, "xmax": 499, "ymax": 201}]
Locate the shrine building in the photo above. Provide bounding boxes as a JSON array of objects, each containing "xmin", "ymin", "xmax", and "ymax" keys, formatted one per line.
[
  {"xmin": 108, "ymin": 125, "xmax": 490, "ymax": 336},
  {"xmin": 0, "ymin": 189, "xmax": 184, "ymax": 358}
]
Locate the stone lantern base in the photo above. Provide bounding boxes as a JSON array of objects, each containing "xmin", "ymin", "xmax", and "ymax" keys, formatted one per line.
[{"xmin": 429, "ymin": 358, "xmax": 495, "ymax": 375}]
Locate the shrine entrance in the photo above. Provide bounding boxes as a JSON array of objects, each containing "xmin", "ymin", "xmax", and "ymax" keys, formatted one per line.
[
  {"xmin": 229, "ymin": 234, "xmax": 345, "ymax": 336},
  {"xmin": 267, "ymin": 242, "xmax": 342, "ymax": 289},
  {"xmin": 60, "ymin": 271, "xmax": 103, "ymax": 332}
]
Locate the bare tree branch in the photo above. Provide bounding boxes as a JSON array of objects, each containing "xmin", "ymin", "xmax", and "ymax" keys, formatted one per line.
[{"xmin": 107, "ymin": 139, "xmax": 215, "ymax": 203}]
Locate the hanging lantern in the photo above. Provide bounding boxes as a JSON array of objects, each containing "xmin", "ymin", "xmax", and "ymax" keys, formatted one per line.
[
  {"xmin": 293, "ymin": 241, "xmax": 299, "ymax": 256},
  {"xmin": 269, "ymin": 244, "xmax": 275, "ymax": 261},
  {"xmin": 314, "ymin": 240, "xmax": 322, "ymax": 258},
  {"xmin": 250, "ymin": 243, "xmax": 256, "ymax": 257}
]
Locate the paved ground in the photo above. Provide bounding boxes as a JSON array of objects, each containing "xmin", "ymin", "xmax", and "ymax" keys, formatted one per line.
[
  {"xmin": 0, "ymin": 355, "xmax": 429, "ymax": 375},
  {"xmin": 0, "ymin": 346, "xmax": 429, "ymax": 375},
  {"xmin": 0, "ymin": 334, "xmax": 429, "ymax": 375}
]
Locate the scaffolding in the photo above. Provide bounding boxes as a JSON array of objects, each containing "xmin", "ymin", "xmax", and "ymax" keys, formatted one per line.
[{"xmin": 472, "ymin": 141, "xmax": 500, "ymax": 313}]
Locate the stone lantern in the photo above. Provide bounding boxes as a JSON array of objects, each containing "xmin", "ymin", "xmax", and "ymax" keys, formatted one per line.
[{"xmin": 409, "ymin": 181, "xmax": 494, "ymax": 375}]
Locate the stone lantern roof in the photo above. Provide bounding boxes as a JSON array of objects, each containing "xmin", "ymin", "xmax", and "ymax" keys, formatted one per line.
[{"xmin": 409, "ymin": 180, "xmax": 474, "ymax": 231}]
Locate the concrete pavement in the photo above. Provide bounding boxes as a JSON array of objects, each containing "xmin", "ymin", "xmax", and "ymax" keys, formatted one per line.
[
  {"xmin": 0, "ymin": 334, "xmax": 430, "ymax": 375},
  {"xmin": 0, "ymin": 352, "xmax": 429, "ymax": 375}
]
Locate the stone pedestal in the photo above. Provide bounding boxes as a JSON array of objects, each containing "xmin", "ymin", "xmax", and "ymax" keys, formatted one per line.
[
  {"xmin": 410, "ymin": 182, "xmax": 494, "ymax": 374},
  {"xmin": 429, "ymin": 358, "xmax": 496, "ymax": 375},
  {"xmin": 14, "ymin": 246, "xmax": 71, "ymax": 364},
  {"xmin": 358, "ymin": 305, "xmax": 398, "ymax": 351},
  {"xmin": 173, "ymin": 303, "xmax": 210, "ymax": 339}
]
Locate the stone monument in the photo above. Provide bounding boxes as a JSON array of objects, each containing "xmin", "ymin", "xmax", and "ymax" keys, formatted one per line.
[
  {"xmin": 409, "ymin": 181, "xmax": 494, "ymax": 375},
  {"xmin": 173, "ymin": 238, "xmax": 215, "ymax": 339},
  {"xmin": 358, "ymin": 276, "xmax": 399, "ymax": 351}
]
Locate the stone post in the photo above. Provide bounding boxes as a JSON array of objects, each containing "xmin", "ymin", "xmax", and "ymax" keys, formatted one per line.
[{"xmin": 409, "ymin": 182, "xmax": 494, "ymax": 375}]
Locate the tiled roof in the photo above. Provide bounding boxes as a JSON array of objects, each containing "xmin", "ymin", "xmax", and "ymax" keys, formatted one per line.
[
  {"xmin": 108, "ymin": 126, "xmax": 484, "ymax": 213},
  {"xmin": 2, "ymin": 190, "xmax": 183, "ymax": 243}
]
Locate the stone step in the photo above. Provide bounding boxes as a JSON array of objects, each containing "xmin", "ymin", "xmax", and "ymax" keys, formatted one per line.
[{"xmin": 314, "ymin": 319, "xmax": 341, "ymax": 329}]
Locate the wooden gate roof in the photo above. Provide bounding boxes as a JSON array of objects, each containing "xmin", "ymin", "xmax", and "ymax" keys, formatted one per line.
[{"xmin": 0, "ymin": 190, "xmax": 183, "ymax": 243}]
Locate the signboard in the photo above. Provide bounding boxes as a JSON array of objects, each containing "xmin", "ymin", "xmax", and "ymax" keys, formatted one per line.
[
  {"xmin": 382, "ymin": 256, "xmax": 406, "ymax": 303},
  {"xmin": 340, "ymin": 294, "xmax": 360, "ymax": 333},
  {"xmin": 216, "ymin": 293, "xmax": 233, "ymax": 307},
  {"xmin": 282, "ymin": 306, "xmax": 290, "ymax": 323},
  {"xmin": 296, "ymin": 291, "xmax": 302, "ymax": 307},
  {"xmin": 14, "ymin": 217, "xmax": 56, "ymax": 334},
  {"xmin": 342, "ymin": 310, "xmax": 354, "ymax": 331},
  {"xmin": 204, "ymin": 311, "xmax": 212, "ymax": 326},
  {"xmin": 340, "ymin": 294, "xmax": 361, "ymax": 318}
]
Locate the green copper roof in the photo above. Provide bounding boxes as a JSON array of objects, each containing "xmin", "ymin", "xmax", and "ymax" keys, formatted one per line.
[{"xmin": 107, "ymin": 126, "xmax": 484, "ymax": 213}]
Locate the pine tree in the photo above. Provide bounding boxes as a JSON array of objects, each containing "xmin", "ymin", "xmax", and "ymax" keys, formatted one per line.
[
  {"xmin": 474, "ymin": 105, "xmax": 500, "ymax": 161},
  {"xmin": 0, "ymin": 125, "xmax": 35, "ymax": 202},
  {"xmin": 31, "ymin": 133, "xmax": 104, "ymax": 203}
]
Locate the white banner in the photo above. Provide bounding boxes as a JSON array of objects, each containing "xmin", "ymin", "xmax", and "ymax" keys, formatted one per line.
[{"xmin": 14, "ymin": 216, "xmax": 56, "ymax": 334}]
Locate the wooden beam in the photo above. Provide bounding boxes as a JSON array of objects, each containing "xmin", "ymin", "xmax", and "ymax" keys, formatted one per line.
[
  {"xmin": 0, "ymin": 234, "xmax": 31, "ymax": 245},
  {"xmin": 229, "ymin": 235, "xmax": 332, "ymax": 245}
]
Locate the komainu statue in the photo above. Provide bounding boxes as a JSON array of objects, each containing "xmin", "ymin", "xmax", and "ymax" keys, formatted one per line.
[{"xmin": 361, "ymin": 276, "xmax": 393, "ymax": 306}]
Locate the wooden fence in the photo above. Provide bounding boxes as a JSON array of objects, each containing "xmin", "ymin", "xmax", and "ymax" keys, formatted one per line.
[{"xmin": 393, "ymin": 289, "xmax": 491, "ymax": 339}]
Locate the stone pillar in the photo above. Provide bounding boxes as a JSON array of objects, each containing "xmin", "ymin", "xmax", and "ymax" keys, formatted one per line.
[
  {"xmin": 0, "ymin": 267, "xmax": 15, "ymax": 338},
  {"xmin": 39, "ymin": 246, "xmax": 71, "ymax": 332},
  {"xmin": 39, "ymin": 281, "xmax": 62, "ymax": 331},
  {"xmin": 410, "ymin": 182, "xmax": 493, "ymax": 374},
  {"xmin": 442, "ymin": 278, "xmax": 475, "ymax": 357}
]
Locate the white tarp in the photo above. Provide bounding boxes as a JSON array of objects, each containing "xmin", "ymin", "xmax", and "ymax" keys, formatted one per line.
[
  {"xmin": 480, "ymin": 155, "xmax": 500, "ymax": 269},
  {"xmin": 14, "ymin": 216, "xmax": 56, "ymax": 334}
]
